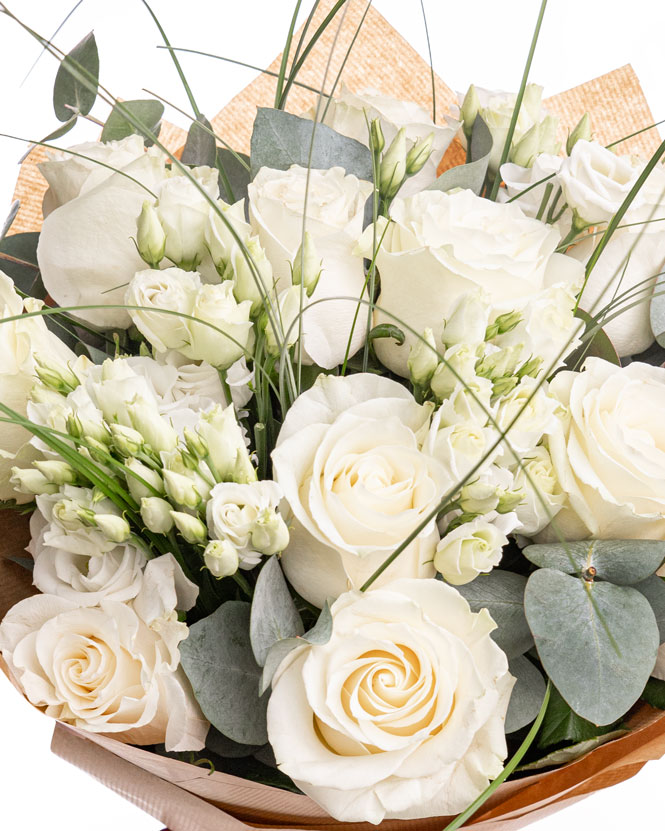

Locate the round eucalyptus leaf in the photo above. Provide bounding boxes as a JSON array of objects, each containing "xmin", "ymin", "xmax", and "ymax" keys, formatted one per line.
[{"xmin": 505, "ymin": 655, "xmax": 546, "ymax": 733}]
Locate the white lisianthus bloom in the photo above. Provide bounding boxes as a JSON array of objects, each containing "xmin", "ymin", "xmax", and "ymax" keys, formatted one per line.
[
  {"xmin": 558, "ymin": 140, "xmax": 641, "ymax": 227},
  {"xmin": 512, "ymin": 445, "xmax": 564, "ymax": 537},
  {"xmin": 204, "ymin": 199, "xmax": 252, "ymax": 272},
  {"xmin": 310, "ymin": 84, "xmax": 459, "ymax": 195},
  {"xmin": 182, "ymin": 281, "xmax": 254, "ymax": 369},
  {"xmin": 272, "ymin": 374, "xmax": 452, "ymax": 608},
  {"xmin": 38, "ymin": 135, "xmax": 146, "ymax": 216},
  {"xmin": 0, "ymin": 555, "xmax": 207, "ymax": 752},
  {"xmin": 542, "ymin": 359, "xmax": 665, "ymax": 541},
  {"xmin": 248, "ymin": 165, "xmax": 372, "ymax": 368},
  {"xmin": 495, "ymin": 377, "xmax": 560, "ymax": 457},
  {"xmin": 499, "ymin": 154, "xmax": 573, "ymax": 237},
  {"xmin": 156, "ymin": 350, "xmax": 253, "ymax": 410},
  {"xmin": 359, "ymin": 188, "xmax": 584, "ymax": 376},
  {"xmin": 425, "ymin": 407, "xmax": 501, "ymax": 482},
  {"xmin": 0, "ymin": 273, "xmax": 76, "ymax": 502},
  {"xmin": 126, "ymin": 267, "xmax": 200, "ymax": 353},
  {"xmin": 267, "ymin": 578, "xmax": 514, "ymax": 823},
  {"xmin": 434, "ymin": 518, "xmax": 507, "ymax": 585},
  {"xmin": 35, "ymin": 486, "xmax": 125, "ymax": 555},
  {"xmin": 206, "ymin": 480, "xmax": 288, "ymax": 568}
]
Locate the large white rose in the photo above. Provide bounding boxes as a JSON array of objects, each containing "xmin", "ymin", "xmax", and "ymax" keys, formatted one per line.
[
  {"xmin": 267, "ymin": 578, "xmax": 513, "ymax": 823},
  {"xmin": 543, "ymin": 358, "xmax": 665, "ymax": 540},
  {"xmin": 0, "ymin": 273, "xmax": 76, "ymax": 502},
  {"xmin": 272, "ymin": 374, "xmax": 452, "ymax": 607},
  {"xmin": 0, "ymin": 555, "xmax": 207, "ymax": 751},
  {"xmin": 361, "ymin": 188, "xmax": 584, "ymax": 376},
  {"xmin": 248, "ymin": 165, "xmax": 372, "ymax": 368},
  {"xmin": 38, "ymin": 135, "xmax": 146, "ymax": 216},
  {"xmin": 311, "ymin": 84, "xmax": 459, "ymax": 195}
]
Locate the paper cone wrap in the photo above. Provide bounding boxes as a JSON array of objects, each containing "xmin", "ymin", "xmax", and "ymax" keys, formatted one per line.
[{"xmin": 2, "ymin": 1, "xmax": 665, "ymax": 828}]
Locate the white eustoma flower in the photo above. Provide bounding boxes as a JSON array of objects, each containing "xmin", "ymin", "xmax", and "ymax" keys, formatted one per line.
[
  {"xmin": 126, "ymin": 267, "xmax": 199, "ymax": 353},
  {"xmin": 495, "ymin": 377, "xmax": 560, "ymax": 456},
  {"xmin": 248, "ymin": 164, "xmax": 372, "ymax": 368},
  {"xmin": 512, "ymin": 445, "xmax": 564, "ymax": 537},
  {"xmin": 182, "ymin": 281, "xmax": 254, "ymax": 369},
  {"xmin": 267, "ymin": 579, "xmax": 514, "ymax": 823},
  {"xmin": 272, "ymin": 373, "xmax": 452, "ymax": 607},
  {"xmin": 499, "ymin": 153, "xmax": 573, "ymax": 237},
  {"xmin": 359, "ymin": 188, "xmax": 583, "ymax": 376},
  {"xmin": 434, "ymin": 517, "xmax": 507, "ymax": 585},
  {"xmin": 35, "ymin": 486, "xmax": 124, "ymax": 555}
]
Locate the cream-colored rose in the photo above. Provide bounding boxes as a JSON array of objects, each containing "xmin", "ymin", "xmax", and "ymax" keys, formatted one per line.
[
  {"xmin": 362, "ymin": 188, "xmax": 583, "ymax": 376},
  {"xmin": 312, "ymin": 84, "xmax": 459, "ymax": 195},
  {"xmin": 39, "ymin": 135, "xmax": 146, "ymax": 216},
  {"xmin": 0, "ymin": 555, "xmax": 207, "ymax": 751},
  {"xmin": 0, "ymin": 274, "xmax": 77, "ymax": 502},
  {"xmin": 267, "ymin": 578, "xmax": 513, "ymax": 823},
  {"xmin": 272, "ymin": 374, "xmax": 452, "ymax": 607},
  {"xmin": 248, "ymin": 165, "xmax": 372, "ymax": 368},
  {"xmin": 512, "ymin": 445, "xmax": 564, "ymax": 537},
  {"xmin": 543, "ymin": 358, "xmax": 665, "ymax": 540},
  {"xmin": 558, "ymin": 140, "xmax": 641, "ymax": 227},
  {"xmin": 434, "ymin": 517, "xmax": 507, "ymax": 585}
]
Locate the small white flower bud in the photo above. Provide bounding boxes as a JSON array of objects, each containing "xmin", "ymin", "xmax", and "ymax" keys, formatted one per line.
[
  {"xmin": 405, "ymin": 132, "xmax": 434, "ymax": 176},
  {"xmin": 566, "ymin": 112, "xmax": 592, "ymax": 156},
  {"xmin": 124, "ymin": 458, "xmax": 164, "ymax": 502},
  {"xmin": 264, "ymin": 286, "xmax": 301, "ymax": 357},
  {"xmin": 10, "ymin": 467, "xmax": 59, "ymax": 495},
  {"xmin": 110, "ymin": 423, "xmax": 144, "ymax": 457},
  {"xmin": 379, "ymin": 127, "xmax": 407, "ymax": 200},
  {"xmin": 459, "ymin": 480, "xmax": 500, "ymax": 514},
  {"xmin": 170, "ymin": 511, "xmax": 207, "ymax": 544},
  {"xmin": 163, "ymin": 469, "xmax": 202, "ymax": 509},
  {"xmin": 370, "ymin": 118, "xmax": 385, "ymax": 155},
  {"xmin": 34, "ymin": 460, "xmax": 77, "ymax": 486},
  {"xmin": 33, "ymin": 356, "xmax": 79, "ymax": 394},
  {"xmin": 140, "ymin": 496, "xmax": 175, "ymax": 533},
  {"xmin": 250, "ymin": 510, "xmax": 290, "ymax": 556},
  {"xmin": 292, "ymin": 232, "xmax": 322, "ymax": 298},
  {"xmin": 95, "ymin": 513, "xmax": 131, "ymax": 543},
  {"xmin": 204, "ymin": 538, "xmax": 239, "ymax": 578},
  {"xmin": 136, "ymin": 200, "xmax": 166, "ymax": 267},
  {"xmin": 233, "ymin": 236, "xmax": 274, "ymax": 318},
  {"xmin": 442, "ymin": 293, "xmax": 489, "ymax": 347},
  {"xmin": 459, "ymin": 85, "xmax": 481, "ymax": 139},
  {"xmin": 408, "ymin": 328, "xmax": 439, "ymax": 387},
  {"xmin": 127, "ymin": 400, "xmax": 178, "ymax": 453}
]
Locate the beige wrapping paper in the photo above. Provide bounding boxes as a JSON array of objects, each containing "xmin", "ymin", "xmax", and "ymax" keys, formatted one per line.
[{"xmin": 3, "ymin": 2, "xmax": 665, "ymax": 828}]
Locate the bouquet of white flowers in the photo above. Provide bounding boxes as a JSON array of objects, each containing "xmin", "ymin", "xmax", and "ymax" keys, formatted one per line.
[{"xmin": 3, "ymin": 1, "xmax": 665, "ymax": 829}]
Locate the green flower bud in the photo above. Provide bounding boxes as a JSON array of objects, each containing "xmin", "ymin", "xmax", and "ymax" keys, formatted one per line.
[
  {"xmin": 408, "ymin": 328, "xmax": 439, "ymax": 387},
  {"xmin": 34, "ymin": 356, "xmax": 79, "ymax": 395},
  {"xmin": 292, "ymin": 232, "xmax": 322, "ymax": 298},
  {"xmin": 110, "ymin": 423, "xmax": 144, "ymax": 458},
  {"xmin": 10, "ymin": 467, "xmax": 58, "ymax": 496},
  {"xmin": 485, "ymin": 310, "xmax": 522, "ymax": 341},
  {"xmin": 496, "ymin": 487, "xmax": 526, "ymax": 514},
  {"xmin": 183, "ymin": 427, "xmax": 208, "ymax": 461},
  {"xmin": 491, "ymin": 375, "xmax": 519, "ymax": 398},
  {"xmin": 140, "ymin": 496, "xmax": 175, "ymax": 534},
  {"xmin": 124, "ymin": 458, "xmax": 164, "ymax": 502},
  {"xmin": 379, "ymin": 127, "xmax": 407, "ymax": 200},
  {"xmin": 95, "ymin": 513, "xmax": 131, "ymax": 543},
  {"xmin": 136, "ymin": 200, "xmax": 166, "ymax": 267},
  {"xmin": 34, "ymin": 460, "xmax": 78, "ymax": 486},
  {"xmin": 566, "ymin": 112, "xmax": 592, "ymax": 156},
  {"xmin": 204, "ymin": 538, "xmax": 239, "ymax": 578},
  {"xmin": 405, "ymin": 132, "xmax": 434, "ymax": 176},
  {"xmin": 127, "ymin": 401, "xmax": 178, "ymax": 453},
  {"xmin": 370, "ymin": 118, "xmax": 385, "ymax": 155},
  {"xmin": 517, "ymin": 355, "xmax": 543, "ymax": 379},
  {"xmin": 170, "ymin": 511, "xmax": 207, "ymax": 544},
  {"xmin": 476, "ymin": 345, "xmax": 523, "ymax": 381},
  {"xmin": 459, "ymin": 85, "xmax": 481, "ymax": 139},
  {"xmin": 163, "ymin": 469, "xmax": 201, "ymax": 509},
  {"xmin": 250, "ymin": 510, "xmax": 290, "ymax": 556}
]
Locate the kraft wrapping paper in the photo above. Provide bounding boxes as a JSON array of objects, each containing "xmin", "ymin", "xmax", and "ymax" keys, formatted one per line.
[{"xmin": 3, "ymin": 1, "xmax": 665, "ymax": 827}]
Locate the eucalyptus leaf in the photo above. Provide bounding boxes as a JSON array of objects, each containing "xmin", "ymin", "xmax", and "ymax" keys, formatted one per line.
[
  {"xmin": 36, "ymin": 117, "xmax": 78, "ymax": 147},
  {"xmin": 565, "ymin": 309, "xmax": 620, "ymax": 369},
  {"xmin": 456, "ymin": 570, "xmax": 533, "ymax": 659},
  {"xmin": 537, "ymin": 684, "xmax": 619, "ymax": 749},
  {"xmin": 505, "ymin": 655, "xmax": 546, "ymax": 733},
  {"xmin": 0, "ymin": 200, "xmax": 19, "ymax": 240},
  {"xmin": 634, "ymin": 575, "xmax": 665, "ymax": 642},
  {"xmin": 304, "ymin": 599, "xmax": 332, "ymax": 643},
  {"xmin": 525, "ymin": 569, "xmax": 659, "ymax": 724},
  {"xmin": 250, "ymin": 556, "xmax": 304, "ymax": 667},
  {"xmin": 651, "ymin": 275, "xmax": 665, "ymax": 347},
  {"xmin": 101, "ymin": 99, "xmax": 164, "ymax": 145},
  {"xmin": 426, "ymin": 116, "xmax": 492, "ymax": 195},
  {"xmin": 6, "ymin": 556, "xmax": 34, "ymax": 572},
  {"xmin": 523, "ymin": 539, "xmax": 665, "ymax": 585},
  {"xmin": 520, "ymin": 730, "xmax": 629, "ymax": 771},
  {"xmin": 368, "ymin": 323, "xmax": 405, "ymax": 346},
  {"xmin": 0, "ymin": 232, "xmax": 44, "ymax": 298},
  {"xmin": 180, "ymin": 600, "xmax": 269, "ymax": 745},
  {"xmin": 641, "ymin": 677, "xmax": 665, "ymax": 709},
  {"xmin": 205, "ymin": 726, "xmax": 262, "ymax": 759},
  {"xmin": 250, "ymin": 108, "xmax": 373, "ymax": 181},
  {"xmin": 181, "ymin": 115, "xmax": 217, "ymax": 168},
  {"xmin": 218, "ymin": 148, "xmax": 251, "ymax": 204},
  {"xmin": 53, "ymin": 31, "xmax": 99, "ymax": 122}
]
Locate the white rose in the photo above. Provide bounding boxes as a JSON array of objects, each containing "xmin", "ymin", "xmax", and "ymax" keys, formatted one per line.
[
  {"xmin": 206, "ymin": 480, "xmax": 286, "ymax": 568},
  {"xmin": 248, "ymin": 165, "xmax": 372, "ymax": 368},
  {"xmin": 0, "ymin": 555, "xmax": 207, "ymax": 751},
  {"xmin": 362, "ymin": 188, "xmax": 584, "ymax": 376},
  {"xmin": 272, "ymin": 374, "xmax": 452, "ymax": 607},
  {"xmin": 542, "ymin": 358, "xmax": 665, "ymax": 541},
  {"xmin": 0, "ymin": 273, "xmax": 76, "ymax": 502},
  {"xmin": 39, "ymin": 135, "xmax": 146, "ymax": 216},
  {"xmin": 267, "ymin": 578, "xmax": 513, "ymax": 823},
  {"xmin": 434, "ymin": 517, "xmax": 507, "ymax": 585},
  {"xmin": 126, "ymin": 267, "xmax": 199, "ymax": 352},
  {"xmin": 156, "ymin": 167, "xmax": 218, "ymax": 268},
  {"xmin": 512, "ymin": 445, "xmax": 564, "ymax": 536},
  {"xmin": 182, "ymin": 281, "xmax": 254, "ymax": 369},
  {"xmin": 558, "ymin": 140, "xmax": 641, "ymax": 226},
  {"xmin": 313, "ymin": 84, "xmax": 459, "ymax": 195}
]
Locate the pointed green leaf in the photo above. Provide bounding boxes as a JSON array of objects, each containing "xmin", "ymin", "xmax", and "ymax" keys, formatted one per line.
[
  {"xmin": 53, "ymin": 31, "xmax": 99, "ymax": 121},
  {"xmin": 217, "ymin": 148, "xmax": 251, "ymax": 203},
  {"xmin": 520, "ymin": 730, "xmax": 629, "ymax": 771},
  {"xmin": 250, "ymin": 556, "xmax": 304, "ymax": 667},
  {"xmin": 101, "ymin": 99, "xmax": 164, "ymax": 145},
  {"xmin": 565, "ymin": 308, "xmax": 620, "ymax": 369},
  {"xmin": 427, "ymin": 116, "xmax": 492, "ymax": 195},
  {"xmin": 181, "ymin": 115, "xmax": 217, "ymax": 168}
]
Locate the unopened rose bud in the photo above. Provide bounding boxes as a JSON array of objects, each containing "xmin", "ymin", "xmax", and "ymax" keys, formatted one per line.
[
  {"xmin": 34, "ymin": 356, "xmax": 79, "ymax": 394},
  {"xmin": 204, "ymin": 538, "xmax": 239, "ymax": 578},
  {"xmin": 110, "ymin": 423, "xmax": 144, "ymax": 457},
  {"xmin": 566, "ymin": 112, "xmax": 592, "ymax": 156},
  {"xmin": 379, "ymin": 127, "xmax": 407, "ymax": 200},
  {"xmin": 95, "ymin": 513, "xmax": 131, "ymax": 543},
  {"xmin": 485, "ymin": 310, "xmax": 522, "ymax": 341},
  {"xmin": 136, "ymin": 200, "xmax": 166, "ymax": 267},
  {"xmin": 34, "ymin": 460, "xmax": 78, "ymax": 486},
  {"xmin": 251, "ymin": 510, "xmax": 290, "ymax": 556},
  {"xmin": 408, "ymin": 328, "xmax": 439, "ymax": 387},
  {"xmin": 292, "ymin": 232, "xmax": 322, "ymax": 298},
  {"xmin": 459, "ymin": 480, "xmax": 499, "ymax": 514},
  {"xmin": 10, "ymin": 467, "xmax": 59, "ymax": 495},
  {"xmin": 170, "ymin": 511, "xmax": 207, "ymax": 544},
  {"xmin": 233, "ymin": 236, "xmax": 274, "ymax": 318},
  {"xmin": 459, "ymin": 85, "xmax": 481, "ymax": 139},
  {"xmin": 127, "ymin": 400, "xmax": 178, "ymax": 453},
  {"xmin": 370, "ymin": 118, "xmax": 385, "ymax": 155},
  {"xmin": 163, "ymin": 469, "xmax": 201, "ymax": 509},
  {"xmin": 140, "ymin": 496, "xmax": 174, "ymax": 533},
  {"xmin": 405, "ymin": 132, "xmax": 434, "ymax": 176},
  {"xmin": 124, "ymin": 458, "xmax": 164, "ymax": 502}
]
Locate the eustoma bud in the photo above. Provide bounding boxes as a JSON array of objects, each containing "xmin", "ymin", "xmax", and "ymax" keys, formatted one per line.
[
  {"xmin": 292, "ymin": 232, "xmax": 322, "ymax": 298},
  {"xmin": 136, "ymin": 200, "xmax": 166, "ymax": 268},
  {"xmin": 204, "ymin": 539, "xmax": 239, "ymax": 578},
  {"xmin": 379, "ymin": 127, "xmax": 407, "ymax": 200}
]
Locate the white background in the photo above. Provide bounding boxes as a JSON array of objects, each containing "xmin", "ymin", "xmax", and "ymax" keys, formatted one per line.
[{"xmin": 1, "ymin": 1, "xmax": 665, "ymax": 828}]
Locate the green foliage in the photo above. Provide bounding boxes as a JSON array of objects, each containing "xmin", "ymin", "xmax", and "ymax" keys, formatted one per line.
[
  {"xmin": 0, "ymin": 232, "xmax": 44, "ymax": 298},
  {"xmin": 565, "ymin": 309, "xmax": 620, "ymax": 370},
  {"xmin": 368, "ymin": 323, "xmax": 405, "ymax": 347},
  {"xmin": 427, "ymin": 116, "xmax": 492, "ymax": 195},
  {"xmin": 634, "ymin": 576, "xmax": 665, "ymax": 641},
  {"xmin": 537, "ymin": 685, "xmax": 620, "ymax": 749},
  {"xmin": 53, "ymin": 31, "xmax": 99, "ymax": 122},
  {"xmin": 525, "ymin": 568, "xmax": 659, "ymax": 725},
  {"xmin": 250, "ymin": 108, "xmax": 373, "ymax": 181},
  {"xmin": 521, "ymin": 730, "xmax": 628, "ymax": 771},
  {"xmin": 250, "ymin": 556, "xmax": 304, "ymax": 667},
  {"xmin": 181, "ymin": 115, "xmax": 217, "ymax": 168},
  {"xmin": 180, "ymin": 601, "xmax": 269, "ymax": 745},
  {"xmin": 456, "ymin": 570, "xmax": 533, "ymax": 659},
  {"xmin": 101, "ymin": 99, "xmax": 164, "ymax": 144},
  {"xmin": 505, "ymin": 655, "xmax": 547, "ymax": 733},
  {"xmin": 217, "ymin": 148, "xmax": 251, "ymax": 203}
]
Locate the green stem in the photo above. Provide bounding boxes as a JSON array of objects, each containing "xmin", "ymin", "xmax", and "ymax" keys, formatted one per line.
[
  {"xmin": 275, "ymin": 0, "xmax": 304, "ymax": 108},
  {"xmin": 232, "ymin": 569, "xmax": 254, "ymax": 599}
]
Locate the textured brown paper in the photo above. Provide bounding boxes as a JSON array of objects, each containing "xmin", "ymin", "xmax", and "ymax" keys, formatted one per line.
[{"xmin": 3, "ymin": 0, "xmax": 665, "ymax": 827}]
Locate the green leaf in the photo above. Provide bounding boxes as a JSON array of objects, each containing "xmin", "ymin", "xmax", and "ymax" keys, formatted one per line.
[
  {"xmin": 505, "ymin": 655, "xmax": 546, "ymax": 733},
  {"xmin": 537, "ymin": 684, "xmax": 619, "ymax": 748},
  {"xmin": 427, "ymin": 116, "xmax": 492, "ymax": 196},
  {"xmin": 651, "ymin": 275, "xmax": 665, "ymax": 347},
  {"xmin": 368, "ymin": 323, "xmax": 405, "ymax": 346},
  {"xmin": 303, "ymin": 599, "xmax": 332, "ymax": 644},
  {"xmin": 523, "ymin": 539, "xmax": 665, "ymax": 585},
  {"xmin": 525, "ymin": 569, "xmax": 659, "ymax": 724},
  {"xmin": 565, "ymin": 309, "xmax": 620, "ymax": 369},
  {"xmin": 101, "ymin": 99, "xmax": 164, "ymax": 145},
  {"xmin": 456, "ymin": 570, "xmax": 533, "ymax": 659},
  {"xmin": 521, "ymin": 730, "xmax": 629, "ymax": 771},
  {"xmin": 180, "ymin": 115, "xmax": 217, "ymax": 168},
  {"xmin": 0, "ymin": 232, "xmax": 44, "ymax": 298},
  {"xmin": 180, "ymin": 600, "xmax": 269, "ymax": 745},
  {"xmin": 217, "ymin": 148, "xmax": 251, "ymax": 203},
  {"xmin": 641, "ymin": 677, "xmax": 665, "ymax": 709},
  {"xmin": 250, "ymin": 108, "xmax": 373, "ymax": 181},
  {"xmin": 53, "ymin": 31, "xmax": 99, "ymax": 122},
  {"xmin": 0, "ymin": 200, "xmax": 19, "ymax": 240},
  {"xmin": 634, "ymin": 575, "xmax": 665, "ymax": 642},
  {"xmin": 250, "ymin": 556, "xmax": 304, "ymax": 666},
  {"xmin": 205, "ymin": 726, "xmax": 262, "ymax": 759}
]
